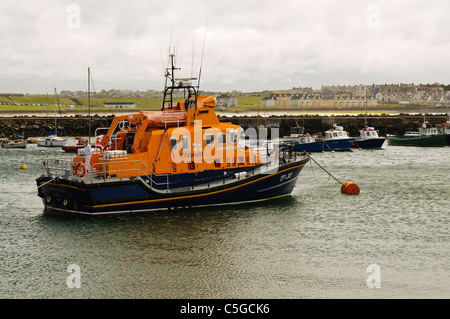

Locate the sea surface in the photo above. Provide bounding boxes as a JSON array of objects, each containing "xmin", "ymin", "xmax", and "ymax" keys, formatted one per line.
[{"xmin": 0, "ymin": 139, "xmax": 449, "ymax": 299}]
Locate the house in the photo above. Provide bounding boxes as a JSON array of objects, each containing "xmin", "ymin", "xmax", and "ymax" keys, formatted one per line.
[
  {"xmin": 103, "ymin": 102, "xmax": 136, "ymax": 109},
  {"xmin": 216, "ymin": 94, "xmax": 237, "ymax": 107}
]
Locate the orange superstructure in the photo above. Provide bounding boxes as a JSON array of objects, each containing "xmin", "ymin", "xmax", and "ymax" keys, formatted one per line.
[{"xmin": 74, "ymin": 94, "xmax": 262, "ymax": 179}]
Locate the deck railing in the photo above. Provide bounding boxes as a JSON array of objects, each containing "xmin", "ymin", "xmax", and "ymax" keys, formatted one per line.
[{"xmin": 40, "ymin": 141, "xmax": 301, "ymax": 194}]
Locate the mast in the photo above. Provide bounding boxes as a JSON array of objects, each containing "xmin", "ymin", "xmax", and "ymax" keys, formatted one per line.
[
  {"xmin": 88, "ymin": 67, "xmax": 91, "ymax": 142},
  {"xmin": 161, "ymin": 48, "xmax": 199, "ymax": 112},
  {"xmin": 54, "ymin": 88, "xmax": 57, "ymax": 136}
]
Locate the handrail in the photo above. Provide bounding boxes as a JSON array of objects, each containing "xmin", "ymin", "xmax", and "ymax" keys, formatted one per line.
[
  {"xmin": 160, "ymin": 111, "xmax": 187, "ymax": 128},
  {"xmin": 39, "ymin": 155, "xmax": 302, "ymax": 195}
]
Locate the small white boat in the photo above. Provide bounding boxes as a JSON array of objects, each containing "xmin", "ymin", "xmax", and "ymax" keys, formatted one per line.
[
  {"xmin": 37, "ymin": 135, "xmax": 67, "ymax": 147},
  {"xmin": 1, "ymin": 133, "xmax": 28, "ymax": 149},
  {"xmin": 37, "ymin": 88, "xmax": 67, "ymax": 147},
  {"xmin": 1, "ymin": 139, "xmax": 27, "ymax": 149}
]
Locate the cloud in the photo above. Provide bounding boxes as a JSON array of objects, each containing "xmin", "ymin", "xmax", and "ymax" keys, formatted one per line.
[{"xmin": 0, "ymin": 0, "xmax": 449, "ymax": 94}]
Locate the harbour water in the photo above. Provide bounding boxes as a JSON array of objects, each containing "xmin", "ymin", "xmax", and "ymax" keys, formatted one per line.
[{"xmin": 0, "ymin": 139, "xmax": 449, "ymax": 299}]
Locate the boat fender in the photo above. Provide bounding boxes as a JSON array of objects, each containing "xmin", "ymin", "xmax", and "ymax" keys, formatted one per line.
[
  {"xmin": 341, "ymin": 182, "xmax": 360, "ymax": 195},
  {"xmin": 74, "ymin": 162, "xmax": 86, "ymax": 177}
]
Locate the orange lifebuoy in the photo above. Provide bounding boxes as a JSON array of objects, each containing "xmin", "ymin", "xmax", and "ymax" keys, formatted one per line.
[{"xmin": 74, "ymin": 162, "xmax": 86, "ymax": 177}]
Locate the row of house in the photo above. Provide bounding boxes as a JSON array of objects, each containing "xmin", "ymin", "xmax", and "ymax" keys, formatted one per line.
[
  {"xmin": 376, "ymin": 91, "xmax": 450, "ymax": 106},
  {"xmin": 293, "ymin": 83, "xmax": 445, "ymax": 98},
  {"xmin": 261, "ymin": 94, "xmax": 378, "ymax": 108}
]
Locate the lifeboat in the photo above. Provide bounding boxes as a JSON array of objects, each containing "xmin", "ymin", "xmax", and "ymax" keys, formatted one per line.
[{"xmin": 35, "ymin": 52, "xmax": 309, "ymax": 215}]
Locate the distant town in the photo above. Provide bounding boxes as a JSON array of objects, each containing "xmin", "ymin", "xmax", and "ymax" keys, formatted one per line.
[{"xmin": 1, "ymin": 82, "xmax": 450, "ymax": 109}]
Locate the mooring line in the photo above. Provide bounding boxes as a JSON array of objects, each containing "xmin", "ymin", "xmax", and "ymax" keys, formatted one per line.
[
  {"xmin": 303, "ymin": 152, "xmax": 343, "ymax": 184},
  {"xmin": 0, "ymin": 176, "xmax": 57, "ymax": 210}
]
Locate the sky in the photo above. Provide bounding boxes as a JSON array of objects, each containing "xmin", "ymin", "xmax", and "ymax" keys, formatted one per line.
[{"xmin": 1, "ymin": 0, "xmax": 450, "ymax": 94}]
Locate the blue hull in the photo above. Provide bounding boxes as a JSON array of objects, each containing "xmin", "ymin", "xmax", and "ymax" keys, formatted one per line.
[
  {"xmin": 293, "ymin": 142, "xmax": 324, "ymax": 152},
  {"xmin": 352, "ymin": 138, "xmax": 386, "ymax": 149},
  {"xmin": 324, "ymin": 139, "xmax": 355, "ymax": 151},
  {"xmin": 36, "ymin": 160, "xmax": 308, "ymax": 215}
]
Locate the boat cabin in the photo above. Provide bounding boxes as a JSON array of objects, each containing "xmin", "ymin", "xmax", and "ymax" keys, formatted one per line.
[
  {"xmin": 419, "ymin": 127, "xmax": 440, "ymax": 136},
  {"xmin": 325, "ymin": 127, "xmax": 350, "ymax": 140},
  {"xmin": 359, "ymin": 127, "xmax": 380, "ymax": 139}
]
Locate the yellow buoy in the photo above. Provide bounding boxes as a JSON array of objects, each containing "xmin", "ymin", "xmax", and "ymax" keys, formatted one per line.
[
  {"xmin": 341, "ymin": 182, "xmax": 360, "ymax": 195},
  {"xmin": 20, "ymin": 164, "xmax": 27, "ymax": 169}
]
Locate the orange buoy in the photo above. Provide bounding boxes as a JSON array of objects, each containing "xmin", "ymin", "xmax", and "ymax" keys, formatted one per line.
[{"xmin": 341, "ymin": 182, "xmax": 360, "ymax": 195}]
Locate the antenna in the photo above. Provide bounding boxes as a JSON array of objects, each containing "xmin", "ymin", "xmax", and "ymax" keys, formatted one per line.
[
  {"xmin": 197, "ymin": 19, "xmax": 208, "ymax": 90},
  {"xmin": 191, "ymin": 33, "xmax": 195, "ymax": 80},
  {"xmin": 88, "ymin": 67, "xmax": 91, "ymax": 141}
]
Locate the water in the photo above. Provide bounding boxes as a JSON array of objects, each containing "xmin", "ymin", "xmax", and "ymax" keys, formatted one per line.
[{"xmin": 0, "ymin": 141, "xmax": 449, "ymax": 299}]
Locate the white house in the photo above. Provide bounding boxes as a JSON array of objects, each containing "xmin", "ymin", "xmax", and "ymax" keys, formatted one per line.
[{"xmin": 103, "ymin": 102, "xmax": 136, "ymax": 109}]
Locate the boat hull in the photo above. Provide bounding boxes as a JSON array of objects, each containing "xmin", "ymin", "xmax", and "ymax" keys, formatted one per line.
[
  {"xmin": 36, "ymin": 159, "xmax": 308, "ymax": 215},
  {"xmin": 386, "ymin": 134, "xmax": 446, "ymax": 147},
  {"xmin": 324, "ymin": 138, "xmax": 355, "ymax": 151},
  {"xmin": 37, "ymin": 140, "xmax": 66, "ymax": 147},
  {"xmin": 1, "ymin": 141, "xmax": 27, "ymax": 149},
  {"xmin": 352, "ymin": 137, "xmax": 386, "ymax": 149},
  {"xmin": 293, "ymin": 142, "xmax": 324, "ymax": 152},
  {"xmin": 62, "ymin": 145, "xmax": 84, "ymax": 152},
  {"xmin": 445, "ymin": 134, "xmax": 450, "ymax": 146}
]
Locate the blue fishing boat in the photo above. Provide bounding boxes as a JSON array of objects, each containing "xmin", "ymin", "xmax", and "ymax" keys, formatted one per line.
[
  {"xmin": 352, "ymin": 126, "xmax": 386, "ymax": 149},
  {"xmin": 323, "ymin": 125, "xmax": 355, "ymax": 151},
  {"xmin": 284, "ymin": 127, "xmax": 324, "ymax": 152}
]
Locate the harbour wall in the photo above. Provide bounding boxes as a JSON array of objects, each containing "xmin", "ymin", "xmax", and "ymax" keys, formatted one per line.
[{"xmin": 0, "ymin": 113, "xmax": 449, "ymax": 138}]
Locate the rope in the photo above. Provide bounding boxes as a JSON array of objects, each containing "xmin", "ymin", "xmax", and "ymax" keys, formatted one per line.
[
  {"xmin": 0, "ymin": 176, "xmax": 58, "ymax": 209},
  {"xmin": 303, "ymin": 152, "xmax": 343, "ymax": 184},
  {"xmin": 309, "ymin": 158, "xmax": 331, "ymax": 184}
]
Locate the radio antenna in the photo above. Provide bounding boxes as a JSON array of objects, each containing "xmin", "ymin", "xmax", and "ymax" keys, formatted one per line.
[
  {"xmin": 197, "ymin": 19, "xmax": 208, "ymax": 90},
  {"xmin": 191, "ymin": 33, "xmax": 195, "ymax": 80}
]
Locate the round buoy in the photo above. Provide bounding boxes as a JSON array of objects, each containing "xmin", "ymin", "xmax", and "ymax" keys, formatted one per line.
[
  {"xmin": 20, "ymin": 164, "xmax": 27, "ymax": 169},
  {"xmin": 341, "ymin": 182, "xmax": 360, "ymax": 195}
]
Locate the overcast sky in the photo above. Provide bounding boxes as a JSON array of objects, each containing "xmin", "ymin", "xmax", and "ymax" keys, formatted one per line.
[{"xmin": 1, "ymin": 0, "xmax": 450, "ymax": 94}]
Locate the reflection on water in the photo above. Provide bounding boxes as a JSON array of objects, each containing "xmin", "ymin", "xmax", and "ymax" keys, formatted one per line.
[{"xmin": 0, "ymin": 143, "xmax": 449, "ymax": 298}]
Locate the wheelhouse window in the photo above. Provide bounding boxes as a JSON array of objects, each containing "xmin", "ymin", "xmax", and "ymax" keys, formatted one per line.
[
  {"xmin": 218, "ymin": 133, "xmax": 226, "ymax": 145},
  {"xmin": 181, "ymin": 136, "xmax": 190, "ymax": 150},
  {"xmin": 228, "ymin": 130, "xmax": 238, "ymax": 144},
  {"xmin": 204, "ymin": 134, "xmax": 215, "ymax": 145},
  {"xmin": 170, "ymin": 137, "xmax": 178, "ymax": 151}
]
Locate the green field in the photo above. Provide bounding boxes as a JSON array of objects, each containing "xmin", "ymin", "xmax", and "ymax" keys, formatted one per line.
[
  {"xmin": 0, "ymin": 95, "xmax": 263, "ymax": 111},
  {"xmin": 0, "ymin": 94, "xmax": 446, "ymax": 113}
]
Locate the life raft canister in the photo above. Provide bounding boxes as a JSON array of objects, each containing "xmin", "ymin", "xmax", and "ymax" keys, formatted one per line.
[
  {"xmin": 341, "ymin": 182, "xmax": 360, "ymax": 195},
  {"xmin": 74, "ymin": 162, "xmax": 86, "ymax": 177}
]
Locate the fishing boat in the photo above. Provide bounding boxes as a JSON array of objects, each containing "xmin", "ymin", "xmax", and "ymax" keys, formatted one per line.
[
  {"xmin": 323, "ymin": 125, "xmax": 355, "ymax": 151},
  {"xmin": 1, "ymin": 133, "xmax": 27, "ymax": 149},
  {"xmin": 387, "ymin": 115, "xmax": 446, "ymax": 147},
  {"xmin": 352, "ymin": 100, "xmax": 386, "ymax": 149},
  {"xmin": 386, "ymin": 125, "xmax": 446, "ymax": 147},
  {"xmin": 439, "ymin": 118, "xmax": 450, "ymax": 145},
  {"xmin": 352, "ymin": 126, "xmax": 386, "ymax": 149},
  {"xmin": 1, "ymin": 139, "xmax": 27, "ymax": 149},
  {"xmin": 284, "ymin": 127, "xmax": 324, "ymax": 152},
  {"xmin": 35, "ymin": 52, "xmax": 309, "ymax": 215}
]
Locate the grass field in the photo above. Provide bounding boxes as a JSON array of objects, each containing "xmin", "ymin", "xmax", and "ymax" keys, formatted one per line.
[{"xmin": 0, "ymin": 94, "xmax": 447, "ymax": 113}]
